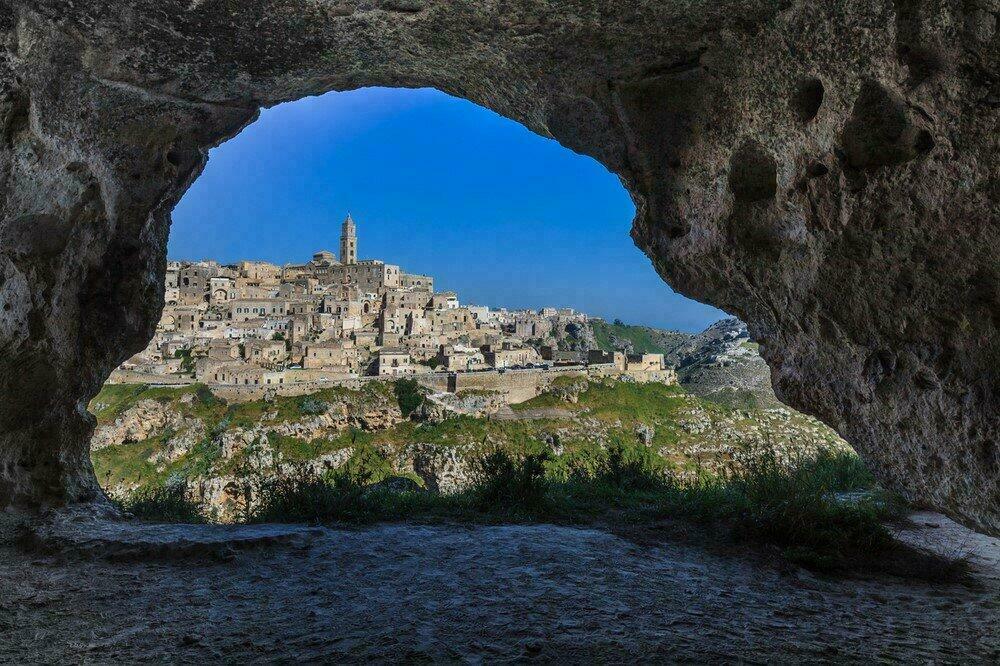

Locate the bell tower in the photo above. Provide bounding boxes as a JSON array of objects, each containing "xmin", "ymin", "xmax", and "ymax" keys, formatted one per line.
[{"xmin": 340, "ymin": 213, "xmax": 357, "ymax": 265}]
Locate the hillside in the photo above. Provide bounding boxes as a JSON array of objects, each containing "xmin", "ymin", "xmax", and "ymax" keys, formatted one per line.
[
  {"xmin": 89, "ymin": 378, "xmax": 845, "ymax": 520},
  {"xmin": 589, "ymin": 319, "xmax": 691, "ymax": 356},
  {"xmin": 589, "ymin": 318, "xmax": 780, "ymax": 409}
]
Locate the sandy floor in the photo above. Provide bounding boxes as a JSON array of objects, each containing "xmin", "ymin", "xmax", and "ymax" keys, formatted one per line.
[{"xmin": 1, "ymin": 513, "xmax": 998, "ymax": 663}]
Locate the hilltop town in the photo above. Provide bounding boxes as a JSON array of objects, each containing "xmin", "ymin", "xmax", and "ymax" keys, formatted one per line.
[{"xmin": 116, "ymin": 214, "xmax": 675, "ymax": 401}]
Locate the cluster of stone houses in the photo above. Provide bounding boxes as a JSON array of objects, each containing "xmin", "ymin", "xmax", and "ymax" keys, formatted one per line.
[{"xmin": 115, "ymin": 214, "xmax": 674, "ymax": 389}]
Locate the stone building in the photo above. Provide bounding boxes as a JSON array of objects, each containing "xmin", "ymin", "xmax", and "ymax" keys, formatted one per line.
[
  {"xmin": 178, "ymin": 262, "xmax": 220, "ymax": 305},
  {"xmin": 377, "ymin": 348, "xmax": 413, "ymax": 377},
  {"xmin": 244, "ymin": 339, "xmax": 289, "ymax": 368},
  {"xmin": 303, "ymin": 340, "xmax": 360, "ymax": 373},
  {"xmin": 440, "ymin": 344, "xmax": 488, "ymax": 371},
  {"xmin": 137, "ymin": 213, "xmax": 678, "ymax": 391},
  {"xmin": 400, "ymin": 272, "xmax": 433, "ymax": 291},
  {"xmin": 483, "ymin": 343, "xmax": 543, "ymax": 369}
]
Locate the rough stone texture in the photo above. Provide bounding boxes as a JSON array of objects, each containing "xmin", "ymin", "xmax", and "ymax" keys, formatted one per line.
[
  {"xmin": 0, "ymin": 2, "xmax": 996, "ymax": 531},
  {"xmin": 2, "ymin": 515, "xmax": 999, "ymax": 661}
]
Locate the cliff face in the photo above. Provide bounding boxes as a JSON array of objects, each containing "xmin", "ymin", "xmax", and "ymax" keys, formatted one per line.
[{"xmin": 0, "ymin": 1, "xmax": 996, "ymax": 532}]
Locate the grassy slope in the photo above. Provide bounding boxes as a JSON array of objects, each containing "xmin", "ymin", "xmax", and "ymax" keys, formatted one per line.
[
  {"xmin": 100, "ymin": 382, "xmax": 963, "ymax": 579},
  {"xmin": 91, "ymin": 378, "xmax": 841, "ymax": 497},
  {"xmin": 90, "ymin": 382, "xmax": 397, "ymax": 489},
  {"xmin": 590, "ymin": 319, "xmax": 687, "ymax": 355}
]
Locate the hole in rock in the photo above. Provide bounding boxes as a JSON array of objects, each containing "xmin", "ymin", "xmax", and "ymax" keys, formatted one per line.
[
  {"xmin": 806, "ymin": 161, "xmax": 830, "ymax": 178},
  {"xmin": 913, "ymin": 129, "xmax": 935, "ymax": 154},
  {"xmin": 841, "ymin": 79, "xmax": 930, "ymax": 170},
  {"xmin": 728, "ymin": 139, "xmax": 778, "ymax": 203},
  {"xmin": 87, "ymin": 88, "xmax": 859, "ymax": 556},
  {"xmin": 790, "ymin": 77, "xmax": 825, "ymax": 122}
]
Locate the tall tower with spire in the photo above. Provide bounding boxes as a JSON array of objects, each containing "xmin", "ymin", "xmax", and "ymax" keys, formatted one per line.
[{"xmin": 340, "ymin": 213, "xmax": 357, "ymax": 265}]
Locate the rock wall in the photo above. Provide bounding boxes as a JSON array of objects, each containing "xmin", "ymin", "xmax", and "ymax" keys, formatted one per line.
[{"xmin": 0, "ymin": 1, "xmax": 996, "ymax": 532}]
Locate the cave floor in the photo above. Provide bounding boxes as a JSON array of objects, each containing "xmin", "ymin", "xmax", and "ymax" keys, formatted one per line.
[{"xmin": 1, "ymin": 513, "xmax": 998, "ymax": 663}]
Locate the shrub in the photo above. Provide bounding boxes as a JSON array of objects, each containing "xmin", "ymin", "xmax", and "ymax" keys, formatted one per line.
[
  {"xmin": 654, "ymin": 443, "xmax": 901, "ymax": 571},
  {"xmin": 796, "ymin": 447, "xmax": 876, "ymax": 492},
  {"xmin": 173, "ymin": 348, "xmax": 196, "ymax": 375},
  {"xmin": 244, "ymin": 467, "xmax": 370, "ymax": 524},
  {"xmin": 239, "ymin": 465, "xmax": 454, "ymax": 525},
  {"xmin": 298, "ymin": 397, "xmax": 328, "ymax": 416},
  {"xmin": 393, "ymin": 378, "xmax": 424, "ymax": 416},
  {"xmin": 182, "ymin": 436, "xmax": 223, "ymax": 478},
  {"xmin": 589, "ymin": 438, "xmax": 665, "ymax": 492},
  {"xmin": 195, "ymin": 384, "xmax": 220, "ymax": 408},
  {"xmin": 343, "ymin": 441, "xmax": 394, "ymax": 485},
  {"xmin": 470, "ymin": 449, "xmax": 549, "ymax": 515},
  {"xmin": 114, "ymin": 481, "xmax": 205, "ymax": 523}
]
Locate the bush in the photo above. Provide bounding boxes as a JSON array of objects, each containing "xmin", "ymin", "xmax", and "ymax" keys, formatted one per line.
[
  {"xmin": 654, "ymin": 444, "xmax": 901, "ymax": 571},
  {"xmin": 173, "ymin": 348, "xmax": 196, "ymax": 375},
  {"xmin": 244, "ymin": 468, "xmax": 370, "ymax": 524},
  {"xmin": 470, "ymin": 449, "xmax": 549, "ymax": 516},
  {"xmin": 238, "ymin": 464, "xmax": 459, "ymax": 525},
  {"xmin": 343, "ymin": 441, "xmax": 394, "ymax": 485},
  {"xmin": 195, "ymin": 384, "xmax": 220, "ymax": 408},
  {"xmin": 589, "ymin": 438, "xmax": 665, "ymax": 492},
  {"xmin": 797, "ymin": 447, "xmax": 876, "ymax": 492},
  {"xmin": 393, "ymin": 378, "xmax": 424, "ymax": 416},
  {"xmin": 114, "ymin": 481, "xmax": 205, "ymax": 523},
  {"xmin": 298, "ymin": 397, "xmax": 328, "ymax": 416}
]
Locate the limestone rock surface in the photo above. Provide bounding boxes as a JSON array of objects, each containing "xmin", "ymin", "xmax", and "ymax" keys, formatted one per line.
[{"xmin": 0, "ymin": 1, "xmax": 996, "ymax": 532}]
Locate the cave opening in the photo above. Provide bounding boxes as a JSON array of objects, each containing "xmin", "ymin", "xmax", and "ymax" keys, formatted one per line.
[{"xmin": 87, "ymin": 87, "xmax": 743, "ymax": 519}]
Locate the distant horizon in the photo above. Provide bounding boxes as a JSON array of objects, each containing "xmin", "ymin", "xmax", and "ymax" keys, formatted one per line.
[{"xmin": 169, "ymin": 87, "xmax": 727, "ymax": 333}]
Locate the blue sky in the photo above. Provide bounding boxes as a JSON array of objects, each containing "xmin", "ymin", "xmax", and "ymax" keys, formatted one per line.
[{"xmin": 170, "ymin": 87, "xmax": 724, "ymax": 332}]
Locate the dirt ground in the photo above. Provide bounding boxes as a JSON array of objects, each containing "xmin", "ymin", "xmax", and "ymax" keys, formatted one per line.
[{"xmin": 1, "ymin": 511, "xmax": 997, "ymax": 663}]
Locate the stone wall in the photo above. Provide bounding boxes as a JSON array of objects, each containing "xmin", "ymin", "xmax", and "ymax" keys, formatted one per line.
[
  {"xmin": 450, "ymin": 368, "xmax": 590, "ymax": 405},
  {"xmin": 106, "ymin": 370, "xmax": 194, "ymax": 387}
]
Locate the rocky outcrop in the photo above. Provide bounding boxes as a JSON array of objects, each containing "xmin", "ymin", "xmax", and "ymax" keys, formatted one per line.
[
  {"xmin": 401, "ymin": 443, "xmax": 474, "ymax": 494},
  {"xmin": 0, "ymin": 2, "xmax": 996, "ymax": 533},
  {"xmin": 670, "ymin": 319, "xmax": 781, "ymax": 409},
  {"xmin": 416, "ymin": 391, "xmax": 507, "ymax": 422},
  {"xmin": 545, "ymin": 378, "xmax": 590, "ymax": 405},
  {"xmin": 90, "ymin": 400, "xmax": 193, "ymax": 452}
]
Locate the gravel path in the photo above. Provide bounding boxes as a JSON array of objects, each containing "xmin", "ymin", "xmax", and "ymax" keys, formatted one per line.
[{"xmin": 1, "ymin": 514, "xmax": 997, "ymax": 663}]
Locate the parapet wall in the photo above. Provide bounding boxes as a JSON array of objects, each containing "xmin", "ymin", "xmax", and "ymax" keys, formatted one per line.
[
  {"xmin": 108, "ymin": 364, "xmax": 675, "ymax": 404},
  {"xmin": 106, "ymin": 370, "xmax": 195, "ymax": 386},
  {"xmin": 442, "ymin": 367, "xmax": 590, "ymax": 404}
]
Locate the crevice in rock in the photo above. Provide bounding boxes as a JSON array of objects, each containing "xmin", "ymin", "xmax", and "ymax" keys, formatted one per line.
[
  {"xmin": 376, "ymin": 0, "xmax": 426, "ymax": 14},
  {"xmin": 790, "ymin": 76, "xmax": 824, "ymax": 123},
  {"xmin": 840, "ymin": 80, "xmax": 932, "ymax": 170},
  {"xmin": 2, "ymin": 89, "xmax": 30, "ymax": 147},
  {"xmin": 728, "ymin": 140, "xmax": 777, "ymax": 203},
  {"xmin": 893, "ymin": 0, "xmax": 949, "ymax": 87}
]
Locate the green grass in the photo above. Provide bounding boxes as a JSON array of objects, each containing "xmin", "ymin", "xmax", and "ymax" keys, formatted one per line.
[
  {"xmin": 111, "ymin": 482, "xmax": 206, "ymax": 523},
  {"xmin": 100, "ymin": 376, "xmax": 961, "ymax": 578},
  {"xmin": 89, "ymin": 384, "xmax": 157, "ymax": 423},
  {"xmin": 112, "ymin": 441, "xmax": 961, "ymax": 578},
  {"xmin": 91, "ymin": 379, "xmax": 834, "ymax": 508},
  {"xmin": 591, "ymin": 319, "xmax": 683, "ymax": 355},
  {"xmin": 88, "ymin": 382, "xmax": 395, "ymax": 430},
  {"xmin": 92, "ymin": 438, "xmax": 166, "ymax": 489},
  {"xmin": 648, "ymin": 442, "xmax": 906, "ymax": 571}
]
